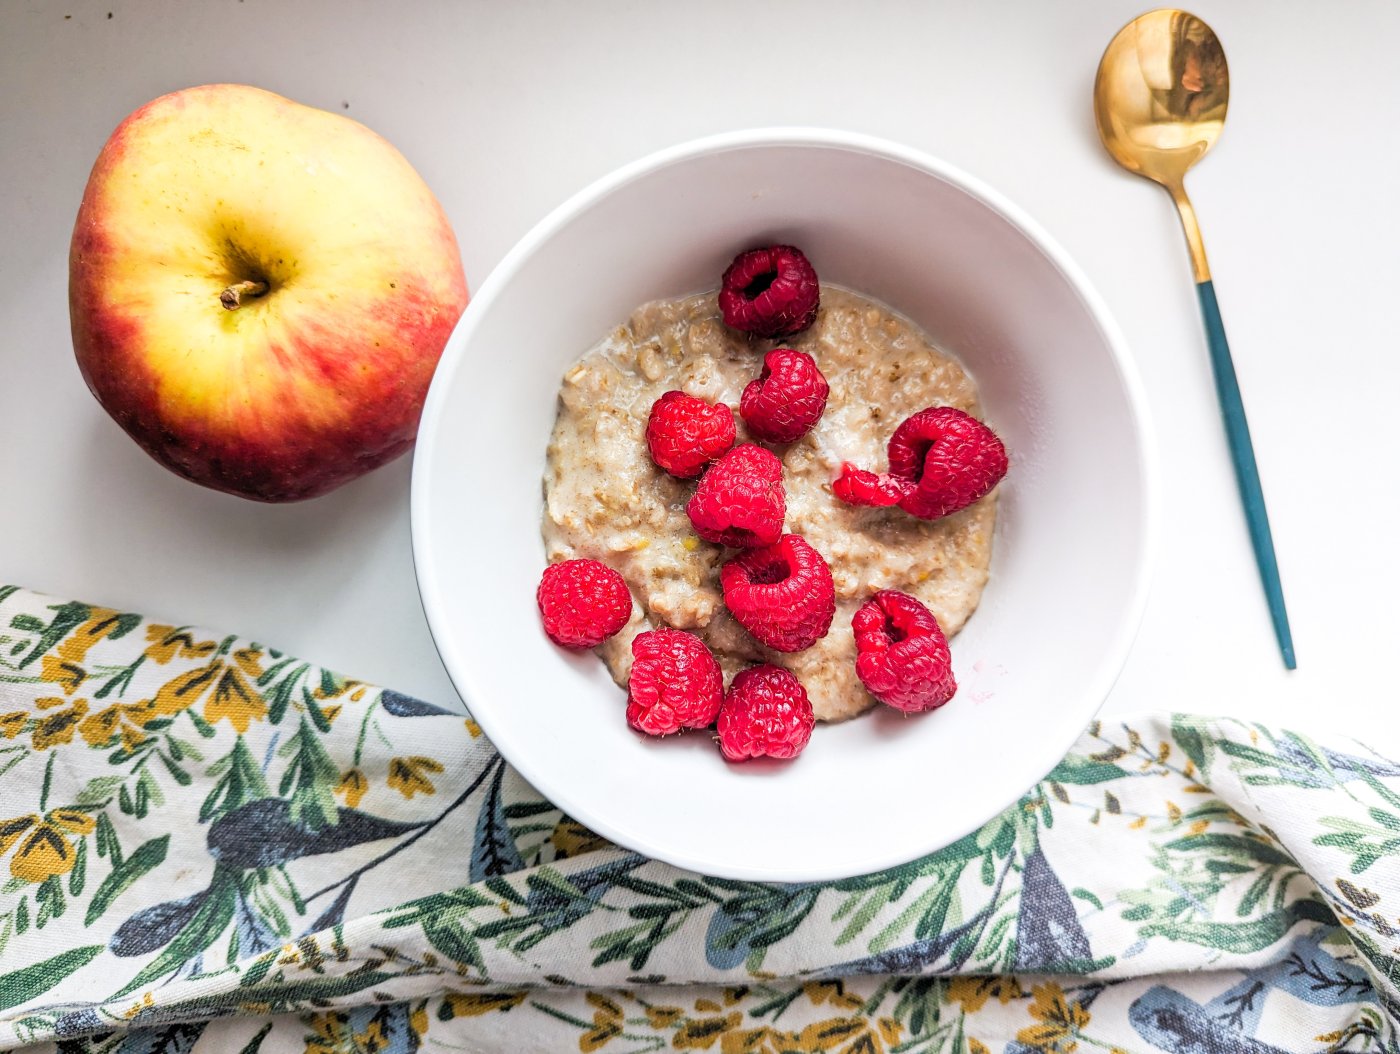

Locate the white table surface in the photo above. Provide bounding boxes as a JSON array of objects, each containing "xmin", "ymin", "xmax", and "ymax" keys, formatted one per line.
[{"xmin": 3, "ymin": 0, "xmax": 1396, "ymax": 745}]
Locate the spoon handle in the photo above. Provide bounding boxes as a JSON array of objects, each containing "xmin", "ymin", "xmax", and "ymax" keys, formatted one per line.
[{"xmin": 1195, "ymin": 278, "xmax": 1296, "ymax": 669}]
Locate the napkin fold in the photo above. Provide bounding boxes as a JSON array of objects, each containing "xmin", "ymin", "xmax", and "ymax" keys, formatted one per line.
[{"xmin": 0, "ymin": 584, "xmax": 1394, "ymax": 1053}]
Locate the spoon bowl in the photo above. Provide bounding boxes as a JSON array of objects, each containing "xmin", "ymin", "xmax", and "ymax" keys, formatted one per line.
[{"xmin": 1094, "ymin": 10, "xmax": 1229, "ymax": 190}]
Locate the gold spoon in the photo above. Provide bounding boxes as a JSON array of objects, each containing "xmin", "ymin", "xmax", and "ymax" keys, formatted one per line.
[{"xmin": 1094, "ymin": 9, "xmax": 1295, "ymax": 669}]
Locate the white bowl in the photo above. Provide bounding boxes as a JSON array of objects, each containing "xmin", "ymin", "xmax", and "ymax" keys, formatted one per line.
[{"xmin": 412, "ymin": 129, "xmax": 1156, "ymax": 881}]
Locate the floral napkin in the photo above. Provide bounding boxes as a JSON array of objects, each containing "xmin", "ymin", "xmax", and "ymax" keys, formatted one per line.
[{"xmin": 0, "ymin": 584, "xmax": 1395, "ymax": 1053}]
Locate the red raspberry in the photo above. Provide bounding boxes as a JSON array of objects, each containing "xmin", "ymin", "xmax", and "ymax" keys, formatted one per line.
[
  {"xmin": 626, "ymin": 628, "xmax": 724, "ymax": 736},
  {"xmin": 718, "ymin": 245, "xmax": 820, "ymax": 338},
  {"xmin": 646, "ymin": 390, "xmax": 736, "ymax": 478},
  {"xmin": 739, "ymin": 348, "xmax": 829, "ymax": 444},
  {"xmin": 686, "ymin": 443, "xmax": 785, "ymax": 548},
  {"xmin": 832, "ymin": 463, "xmax": 915, "ymax": 508},
  {"xmin": 716, "ymin": 665, "xmax": 815, "ymax": 761},
  {"xmin": 833, "ymin": 407, "xmax": 1007, "ymax": 521},
  {"xmin": 536, "ymin": 559, "xmax": 632, "ymax": 649},
  {"xmin": 720, "ymin": 534, "xmax": 835, "ymax": 652},
  {"xmin": 887, "ymin": 407, "xmax": 1008, "ymax": 520},
  {"xmin": 852, "ymin": 590, "xmax": 957, "ymax": 713}
]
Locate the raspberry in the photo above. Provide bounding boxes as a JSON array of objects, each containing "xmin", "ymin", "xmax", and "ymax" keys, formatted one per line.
[
  {"xmin": 852, "ymin": 590, "xmax": 957, "ymax": 713},
  {"xmin": 686, "ymin": 443, "xmax": 785, "ymax": 548},
  {"xmin": 716, "ymin": 665, "xmax": 815, "ymax": 761},
  {"xmin": 832, "ymin": 463, "xmax": 915, "ymax": 508},
  {"xmin": 739, "ymin": 348, "xmax": 829, "ymax": 444},
  {"xmin": 718, "ymin": 245, "xmax": 820, "ymax": 338},
  {"xmin": 626, "ymin": 628, "xmax": 724, "ymax": 736},
  {"xmin": 834, "ymin": 406, "xmax": 1007, "ymax": 521},
  {"xmin": 536, "ymin": 559, "xmax": 632, "ymax": 649},
  {"xmin": 720, "ymin": 534, "xmax": 835, "ymax": 652},
  {"xmin": 887, "ymin": 407, "xmax": 1008, "ymax": 520},
  {"xmin": 646, "ymin": 390, "xmax": 736, "ymax": 478}
]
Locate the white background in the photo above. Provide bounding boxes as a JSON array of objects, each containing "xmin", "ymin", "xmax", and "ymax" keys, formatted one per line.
[{"xmin": 2, "ymin": 0, "xmax": 1396, "ymax": 742}]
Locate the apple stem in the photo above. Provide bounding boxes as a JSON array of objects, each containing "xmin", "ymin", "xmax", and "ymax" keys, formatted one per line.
[{"xmin": 220, "ymin": 279, "xmax": 269, "ymax": 310}]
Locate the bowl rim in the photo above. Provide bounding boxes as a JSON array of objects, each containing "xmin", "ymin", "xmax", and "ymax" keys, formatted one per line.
[{"xmin": 410, "ymin": 126, "xmax": 1160, "ymax": 880}]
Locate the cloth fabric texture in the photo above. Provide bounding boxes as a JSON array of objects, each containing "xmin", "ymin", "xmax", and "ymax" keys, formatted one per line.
[{"xmin": 0, "ymin": 584, "xmax": 1395, "ymax": 1053}]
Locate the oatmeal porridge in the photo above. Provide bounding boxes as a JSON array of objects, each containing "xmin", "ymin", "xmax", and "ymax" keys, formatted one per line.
[{"xmin": 542, "ymin": 287, "xmax": 997, "ymax": 722}]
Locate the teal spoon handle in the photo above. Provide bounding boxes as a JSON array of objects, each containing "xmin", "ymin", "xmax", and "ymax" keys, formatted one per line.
[{"xmin": 1196, "ymin": 280, "xmax": 1296, "ymax": 669}]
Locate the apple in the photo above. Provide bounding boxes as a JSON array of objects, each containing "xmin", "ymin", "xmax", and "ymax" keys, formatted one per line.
[{"xmin": 69, "ymin": 84, "xmax": 469, "ymax": 502}]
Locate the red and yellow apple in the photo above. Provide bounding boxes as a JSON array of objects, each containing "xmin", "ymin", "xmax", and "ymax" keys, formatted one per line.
[{"xmin": 69, "ymin": 84, "xmax": 469, "ymax": 501}]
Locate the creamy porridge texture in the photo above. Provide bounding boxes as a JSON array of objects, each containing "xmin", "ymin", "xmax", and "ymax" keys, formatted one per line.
[{"xmin": 542, "ymin": 287, "xmax": 997, "ymax": 722}]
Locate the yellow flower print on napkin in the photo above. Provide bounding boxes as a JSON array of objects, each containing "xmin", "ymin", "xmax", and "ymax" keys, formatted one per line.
[
  {"xmin": 802, "ymin": 981, "xmax": 866, "ymax": 1011},
  {"xmin": 31, "ymin": 697, "xmax": 88, "ymax": 750},
  {"xmin": 79, "ymin": 700, "xmax": 169, "ymax": 752},
  {"xmin": 230, "ymin": 646, "xmax": 265, "ymax": 682},
  {"xmin": 40, "ymin": 653, "xmax": 86, "ymax": 696},
  {"xmin": 551, "ymin": 818, "xmax": 609, "ymax": 860},
  {"xmin": 722, "ymin": 1027, "xmax": 805, "ymax": 1054},
  {"xmin": 300, "ymin": 1010, "xmax": 348, "ymax": 1054},
  {"xmin": 717, "ymin": 1026, "xmax": 775, "ymax": 1054},
  {"xmin": 672, "ymin": 1009, "xmax": 742, "ymax": 1050},
  {"xmin": 149, "ymin": 659, "xmax": 265, "ymax": 732},
  {"xmin": 687, "ymin": 1013, "xmax": 898, "ymax": 1054},
  {"xmin": 352, "ymin": 1013, "xmax": 394, "ymax": 1051},
  {"xmin": 60, "ymin": 607, "xmax": 122, "ymax": 660},
  {"xmin": 143, "ymin": 625, "xmax": 218, "ymax": 665},
  {"xmin": 310, "ymin": 673, "xmax": 361, "ymax": 701},
  {"xmin": 1, "ymin": 809, "xmax": 94, "ymax": 883},
  {"xmin": 203, "ymin": 662, "xmax": 267, "ymax": 733},
  {"xmin": 387, "ymin": 757, "xmax": 443, "ymax": 799},
  {"xmin": 79, "ymin": 703, "xmax": 128, "ymax": 748},
  {"xmin": 0, "ymin": 815, "xmax": 40, "ymax": 855},
  {"xmin": 580, "ymin": 993, "xmax": 625, "ymax": 1052},
  {"xmin": 438, "ymin": 992, "xmax": 527, "ymax": 1019},
  {"xmin": 1015, "ymin": 982, "xmax": 1091, "ymax": 1053},
  {"xmin": 645, "ymin": 1006, "xmax": 683, "ymax": 1029},
  {"xmin": 10, "ymin": 824, "xmax": 73, "ymax": 883},
  {"xmin": 37, "ymin": 606, "xmax": 129, "ymax": 696},
  {"xmin": 78, "ymin": 705, "xmax": 122, "ymax": 746},
  {"xmin": 947, "ymin": 975, "xmax": 1021, "ymax": 1013},
  {"xmin": 150, "ymin": 664, "xmax": 219, "ymax": 717},
  {"xmin": 335, "ymin": 769, "xmax": 368, "ymax": 808}
]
